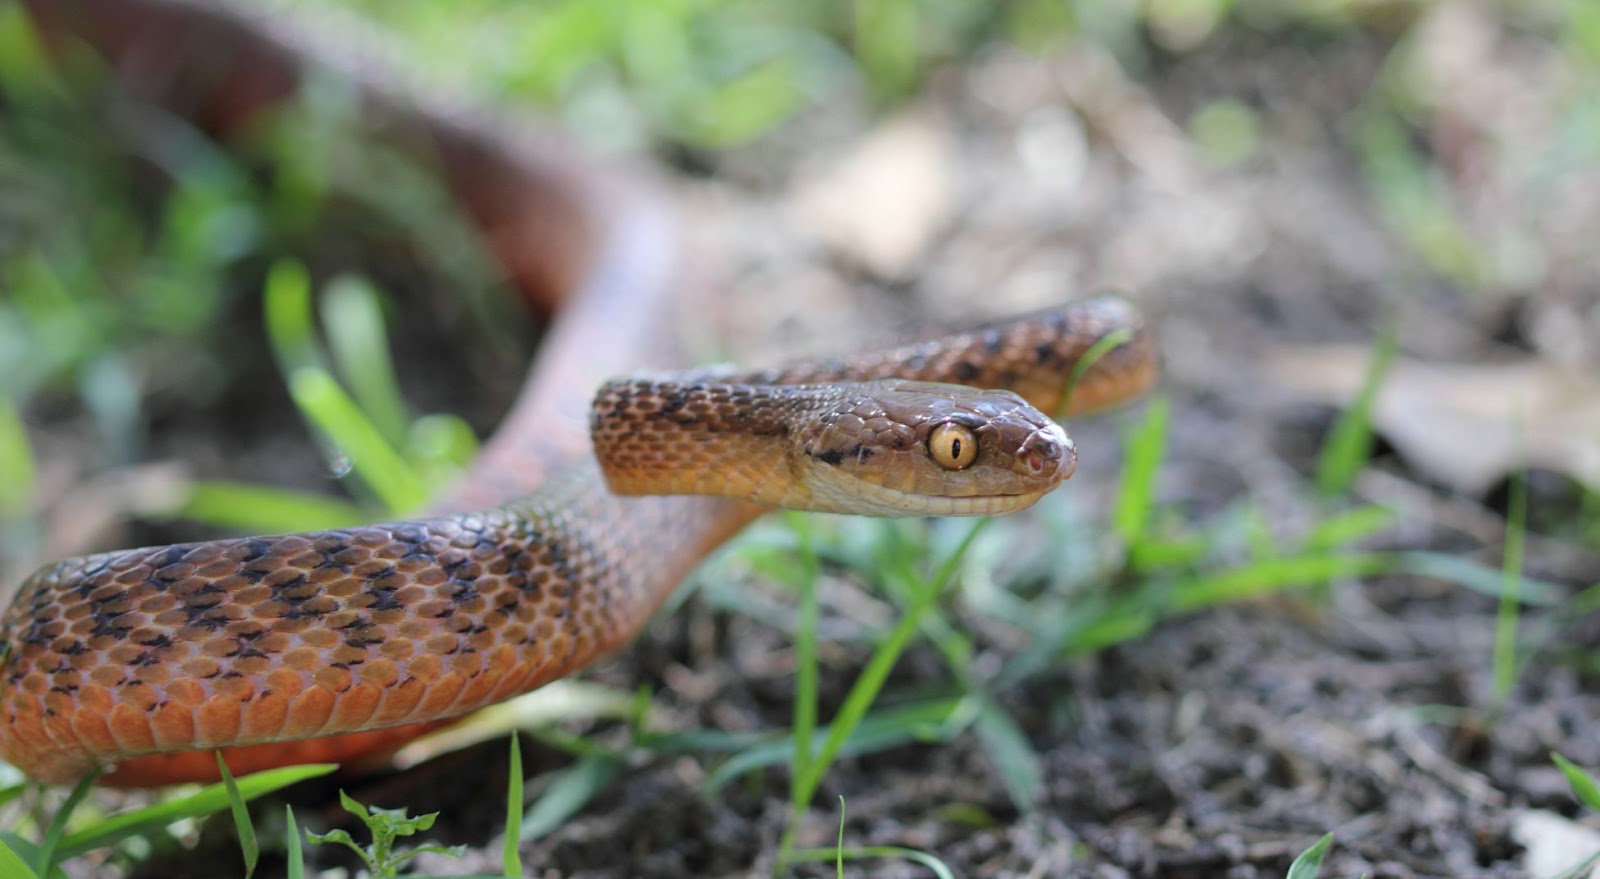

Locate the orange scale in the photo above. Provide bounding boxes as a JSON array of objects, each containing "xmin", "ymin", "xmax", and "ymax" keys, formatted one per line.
[
  {"xmin": 138, "ymin": 594, "xmax": 178, "ymax": 614},
  {"xmin": 282, "ymin": 646, "xmax": 320, "ymax": 670},
  {"xmin": 407, "ymin": 653, "xmax": 444, "ymax": 684},
  {"xmin": 69, "ymin": 704, "xmax": 116, "ymax": 752},
  {"xmin": 287, "ymin": 551, "xmax": 325, "ymax": 569},
  {"xmin": 283, "ymin": 687, "xmax": 336, "ymax": 738},
  {"xmin": 452, "ymin": 672, "xmax": 499, "ymax": 715},
  {"xmin": 181, "ymin": 657, "xmax": 222, "ymax": 679},
  {"xmin": 195, "ymin": 558, "xmax": 240, "ymax": 578},
  {"xmin": 396, "ymin": 619, "xmax": 432, "ymax": 639},
  {"xmin": 195, "ymin": 697, "xmax": 243, "ymax": 747},
  {"xmin": 370, "ymin": 676, "xmax": 425, "ymax": 726},
  {"xmin": 76, "ymin": 684, "xmax": 115, "ymax": 713},
  {"xmin": 312, "ymin": 665, "xmax": 353, "ymax": 693},
  {"xmin": 242, "ymin": 691, "xmax": 290, "ymax": 739},
  {"xmin": 360, "ymin": 658, "xmax": 400, "ymax": 689},
  {"xmin": 232, "ymin": 655, "xmax": 272, "ymax": 677},
  {"xmin": 251, "ymin": 600, "xmax": 289, "ymax": 619},
  {"xmin": 326, "ymin": 580, "xmax": 362, "ymax": 599},
  {"xmin": 329, "ymin": 644, "xmax": 368, "ymax": 666},
  {"xmin": 133, "ymin": 663, "xmax": 171, "ymax": 685},
  {"xmin": 293, "ymin": 565, "xmax": 333, "ymax": 585},
  {"xmin": 423, "ymin": 634, "xmax": 458, "ymax": 655},
  {"xmin": 301, "ymin": 629, "xmax": 340, "ymax": 649},
  {"xmin": 233, "ymin": 585, "xmax": 274, "ymax": 606},
  {"xmin": 379, "ymin": 639, "xmax": 415, "ymax": 660},
  {"xmin": 415, "ymin": 599, "xmax": 451, "ymax": 618},
  {"xmin": 164, "ymin": 679, "xmax": 206, "ymax": 709},
  {"xmin": 201, "ymin": 639, "xmax": 239, "ymax": 659},
  {"xmin": 119, "ymin": 682, "xmax": 160, "ymax": 711},
  {"xmin": 451, "ymin": 650, "xmax": 480, "ymax": 678},
  {"xmin": 326, "ymin": 681, "xmax": 381, "ymax": 731},
  {"xmin": 149, "ymin": 702, "xmax": 197, "ymax": 749},
  {"xmin": 266, "ymin": 667, "xmax": 306, "ymax": 698},
  {"xmin": 213, "ymin": 675, "xmax": 256, "ymax": 702},
  {"xmin": 417, "ymin": 672, "xmax": 467, "ymax": 718},
  {"xmin": 107, "ymin": 703, "xmax": 157, "ymax": 752},
  {"xmin": 108, "ymin": 643, "xmax": 143, "ymax": 665},
  {"xmin": 89, "ymin": 666, "xmax": 126, "ymax": 688},
  {"xmin": 270, "ymin": 616, "xmax": 313, "ymax": 634},
  {"xmin": 42, "ymin": 689, "xmax": 75, "ymax": 717}
]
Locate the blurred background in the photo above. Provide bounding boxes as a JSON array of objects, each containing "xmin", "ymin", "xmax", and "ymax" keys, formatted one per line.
[{"xmin": 2, "ymin": 0, "xmax": 1599, "ymax": 876}]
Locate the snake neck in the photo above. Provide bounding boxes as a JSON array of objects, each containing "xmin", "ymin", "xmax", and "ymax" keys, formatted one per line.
[{"xmin": 590, "ymin": 379, "xmax": 812, "ymax": 509}]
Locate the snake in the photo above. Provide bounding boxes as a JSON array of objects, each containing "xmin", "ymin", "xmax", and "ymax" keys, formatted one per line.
[{"xmin": 2, "ymin": 0, "xmax": 1159, "ymax": 789}]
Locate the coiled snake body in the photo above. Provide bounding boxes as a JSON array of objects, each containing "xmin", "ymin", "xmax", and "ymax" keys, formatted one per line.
[
  {"xmin": 3, "ymin": 1, "xmax": 1158, "ymax": 789},
  {"xmin": 0, "ymin": 298, "xmax": 1153, "ymax": 787}
]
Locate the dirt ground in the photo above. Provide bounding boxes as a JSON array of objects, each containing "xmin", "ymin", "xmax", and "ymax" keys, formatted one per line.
[{"xmin": 13, "ymin": 4, "xmax": 1600, "ymax": 879}]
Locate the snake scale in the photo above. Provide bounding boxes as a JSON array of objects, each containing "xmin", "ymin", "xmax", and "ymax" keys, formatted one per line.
[{"xmin": 2, "ymin": 0, "xmax": 1158, "ymax": 789}]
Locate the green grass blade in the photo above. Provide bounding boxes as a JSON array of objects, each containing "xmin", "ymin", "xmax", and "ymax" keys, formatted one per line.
[
  {"xmin": 216, "ymin": 754, "xmax": 259, "ymax": 879},
  {"xmin": 264, "ymin": 259, "xmax": 324, "ymax": 377},
  {"xmin": 0, "ymin": 397, "xmax": 36, "ymax": 520},
  {"xmin": 836, "ymin": 796, "xmax": 846, "ymax": 878},
  {"xmin": 1315, "ymin": 328, "xmax": 1395, "ymax": 496},
  {"xmin": 1554, "ymin": 753, "xmax": 1600, "ymax": 812},
  {"xmin": 288, "ymin": 368, "xmax": 428, "ymax": 514},
  {"xmin": 179, "ymin": 481, "xmax": 369, "ymax": 534},
  {"xmin": 1171, "ymin": 552, "xmax": 1391, "ymax": 612},
  {"xmin": 788, "ymin": 513, "xmax": 821, "ymax": 797},
  {"xmin": 1284, "ymin": 833, "xmax": 1333, "ymax": 879},
  {"xmin": 58, "ymin": 763, "xmax": 337, "ymax": 857},
  {"xmin": 972, "ymin": 699, "xmax": 1043, "ymax": 811},
  {"xmin": 1302, "ymin": 504, "xmax": 1396, "ymax": 551},
  {"xmin": 786, "ymin": 846, "xmax": 956, "ymax": 879},
  {"xmin": 1396, "ymin": 552, "xmax": 1562, "ymax": 605},
  {"xmin": 707, "ymin": 697, "xmax": 967, "ymax": 793},
  {"xmin": 0, "ymin": 834, "xmax": 40, "ymax": 879},
  {"xmin": 285, "ymin": 805, "xmax": 305, "ymax": 879},
  {"xmin": 1113, "ymin": 395, "xmax": 1167, "ymax": 545},
  {"xmin": 1059, "ymin": 326, "xmax": 1135, "ymax": 418},
  {"xmin": 519, "ymin": 753, "xmax": 625, "ymax": 842},
  {"xmin": 34, "ymin": 769, "xmax": 98, "ymax": 873},
  {"xmin": 792, "ymin": 522, "xmax": 987, "ymax": 811},
  {"xmin": 503, "ymin": 734, "xmax": 523, "ymax": 879},
  {"xmin": 321, "ymin": 275, "xmax": 409, "ymax": 447},
  {"xmin": 1492, "ymin": 468, "xmax": 1527, "ymax": 707}
]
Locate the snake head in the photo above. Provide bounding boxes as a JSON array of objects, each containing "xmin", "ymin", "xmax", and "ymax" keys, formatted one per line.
[{"xmin": 796, "ymin": 380, "xmax": 1076, "ymax": 517}]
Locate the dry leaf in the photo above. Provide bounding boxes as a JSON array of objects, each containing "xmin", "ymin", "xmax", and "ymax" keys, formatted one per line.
[
  {"xmin": 1267, "ymin": 345, "xmax": 1600, "ymax": 495},
  {"xmin": 1512, "ymin": 810, "xmax": 1600, "ymax": 879}
]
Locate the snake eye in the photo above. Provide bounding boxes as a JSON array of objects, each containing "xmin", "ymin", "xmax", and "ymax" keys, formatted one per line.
[{"xmin": 928, "ymin": 423, "xmax": 978, "ymax": 470}]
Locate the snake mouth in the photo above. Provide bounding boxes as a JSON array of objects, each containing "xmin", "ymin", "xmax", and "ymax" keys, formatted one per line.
[{"xmin": 805, "ymin": 472, "xmax": 1060, "ymax": 518}]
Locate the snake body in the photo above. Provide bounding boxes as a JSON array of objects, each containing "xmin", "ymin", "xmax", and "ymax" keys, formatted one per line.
[
  {"xmin": 0, "ymin": 300, "xmax": 1153, "ymax": 787},
  {"xmin": 4, "ymin": 0, "xmax": 1158, "ymax": 788}
]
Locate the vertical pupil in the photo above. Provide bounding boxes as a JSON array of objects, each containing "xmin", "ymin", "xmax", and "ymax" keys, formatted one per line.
[{"xmin": 949, "ymin": 437, "xmax": 962, "ymax": 460}]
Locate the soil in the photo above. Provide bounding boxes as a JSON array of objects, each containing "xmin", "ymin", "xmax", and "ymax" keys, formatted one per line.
[{"xmin": 13, "ymin": 5, "xmax": 1600, "ymax": 879}]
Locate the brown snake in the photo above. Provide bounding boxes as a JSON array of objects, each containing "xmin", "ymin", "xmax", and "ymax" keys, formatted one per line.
[{"xmin": 1, "ymin": 1, "xmax": 1158, "ymax": 788}]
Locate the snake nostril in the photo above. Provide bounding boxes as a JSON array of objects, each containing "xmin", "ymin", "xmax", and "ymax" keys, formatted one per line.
[{"xmin": 1020, "ymin": 429, "xmax": 1075, "ymax": 478}]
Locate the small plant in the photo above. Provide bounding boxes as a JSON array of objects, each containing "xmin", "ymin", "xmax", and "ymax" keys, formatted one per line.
[
  {"xmin": 1284, "ymin": 833, "xmax": 1333, "ymax": 879},
  {"xmin": 305, "ymin": 791, "xmax": 467, "ymax": 879}
]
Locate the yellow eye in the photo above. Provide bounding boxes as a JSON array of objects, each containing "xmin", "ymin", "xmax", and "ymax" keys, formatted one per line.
[{"xmin": 928, "ymin": 423, "xmax": 978, "ymax": 470}]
